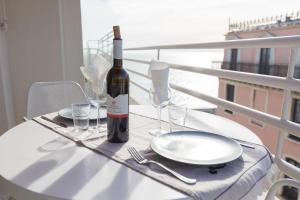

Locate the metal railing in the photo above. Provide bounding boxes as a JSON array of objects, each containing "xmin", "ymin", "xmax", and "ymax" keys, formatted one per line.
[
  {"xmin": 212, "ymin": 61, "xmax": 300, "ymax": 78},
  {"xmin": 86, "ymin": 31, "xmax": 113, "ymax": 65},
  {"xmin": 122, "ymin": 36, "xmax": 300, "ymax": 182},
  {"xmin": 84, "ymin": 34, "xmax": 300, "ymax": 197}
]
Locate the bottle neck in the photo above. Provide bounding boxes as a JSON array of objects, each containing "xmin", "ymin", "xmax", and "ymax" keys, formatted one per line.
[
  {"xmin": 113, "ymin": 39, "xmax": 122, "ymax": 68},
  {"xmin": 113, "ymin": 59, "xmax": 122, "ymax": 67}
]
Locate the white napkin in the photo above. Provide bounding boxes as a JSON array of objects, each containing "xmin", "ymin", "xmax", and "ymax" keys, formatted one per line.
[
  {"xmin": 80, "ymin": 54, "xmax": 111, "ymax": 95},
  {"xmin": 148, "ymin": 60, "xmax": 170, "ymax": 104}
]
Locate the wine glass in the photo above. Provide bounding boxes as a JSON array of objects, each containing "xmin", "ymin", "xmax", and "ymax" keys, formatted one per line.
[
  {"xmin": 148, "ymin": 84, "xmax": 172, "ymax": 136},
  {"xmin": 88, "ymin": 80, "xmax": 107, "ymax": 133}
]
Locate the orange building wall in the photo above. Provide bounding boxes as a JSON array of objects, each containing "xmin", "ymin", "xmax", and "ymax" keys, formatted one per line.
[
  {"xmin": 217, "ymin": 80, "xmax": 299, "ymax": 161},
  {"xmin": 218, "ymin": 20, "xmax": 300, "ymax": 199}
]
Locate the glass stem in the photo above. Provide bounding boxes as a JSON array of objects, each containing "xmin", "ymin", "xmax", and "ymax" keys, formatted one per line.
[
  {"xmin": 97, "ymin": 104, "xmax": 100, "ymax": 128},
  {"xmin": 158, "ymin": 107, "xmax": 162, "ymax": 131}
]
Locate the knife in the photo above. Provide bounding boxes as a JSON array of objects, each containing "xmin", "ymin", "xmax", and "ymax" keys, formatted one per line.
[{"xmin": 41, "ymin": 116, "xmax": 68, "ymax": 128}]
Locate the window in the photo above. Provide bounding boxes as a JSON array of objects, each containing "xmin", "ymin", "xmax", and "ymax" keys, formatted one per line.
[
  {"xmin": 258, "ymin": 48, "xmax": 270, "ymax": 75},
  {"xmin": 289, "ymin": 99, "xmax": 300, "ymax": 142},
  {"xmin": 226, "ymin": 84, "xmax": 235, "ymax": 102},
  {"xmin": 230, "ymin": 49, "xmax": 238, "ymax": 70},
  {"xmin": 294, "ymin": 48, "xmax": 300, "ymax": 79},
  {"xmin": 282, "ymin": 158, "xmax": 299, "ymax": 200},
  {"xmin": 225, "ymin": 84, "xmax": 235, "ymax": 114},
  {"xmin": 250, "ymin": 89, "xmax": 267, "ymax": 127}
]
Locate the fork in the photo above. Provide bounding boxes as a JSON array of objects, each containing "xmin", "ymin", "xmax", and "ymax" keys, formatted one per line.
[{"xmin": 128, "ymin": 147, "xmax": 196, "ymax": 185}]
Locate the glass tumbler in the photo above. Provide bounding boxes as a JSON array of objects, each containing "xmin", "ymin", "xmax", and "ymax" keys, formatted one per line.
[
  {"xmin": 72, "ymin": 103, "xmax": 91, "ymax": 131},
  {"xmin": 168, "ymin": 104, "xmax": 187, "ymax": 132}
]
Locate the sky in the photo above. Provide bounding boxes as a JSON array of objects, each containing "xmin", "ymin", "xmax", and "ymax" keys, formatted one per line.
[{"xmin": 81, "ymin": 0, "xmax": 300, "ymax": 47}]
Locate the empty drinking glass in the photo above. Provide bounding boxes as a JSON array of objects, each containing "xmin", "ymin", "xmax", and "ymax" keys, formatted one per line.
[
  {"xmin": 88, "ymin": 79, "xmax": 107, "ymax": 133},
  {"xmin": 72, "ymin": 103, "xmax": 91, "ymax": 131},
  {"xmin": 168, "ymin": 104, "xmax": 187, "ymax": 132},
  {"xmin": 149, "ymin": 86, "xmax": 171, "ymax": 136},
  {"xmin": 148, "ymin": 60, "xmax": 171, "ymax": 136}
]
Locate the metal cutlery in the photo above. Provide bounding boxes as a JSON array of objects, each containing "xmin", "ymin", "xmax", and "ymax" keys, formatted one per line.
[
  {"xmin": 229, "ymin": 137, "xmax": 255, "ymax": 149},
  {"xmin": 128, "ymin": 146, "xmax": 196, "ymax": 185},
  {"xmin": 239, "ymin": 143, "xmax": 255, "ymax": 149},
  {"xmin": 41, "ymin": 116, "xmax": 68, "ymax": 128}
]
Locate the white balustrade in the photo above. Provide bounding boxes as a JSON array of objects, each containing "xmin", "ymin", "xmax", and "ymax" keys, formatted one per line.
[{"xmin": 85, "ymin": 34, "xmax": 300, "ymax": 199}]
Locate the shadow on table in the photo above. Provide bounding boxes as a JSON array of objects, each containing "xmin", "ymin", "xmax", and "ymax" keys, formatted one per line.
[
  {"xmin": 11, "ymin": 146, "xmax": 76, "ymax": 187},
  {"xmin": 42, "ymin": 152, "xmax": 108, "ymax": 198},
  {"xmin": 91, "ymin": 164, "xmax": 144, "ymax": 200},
  {"xmin": 94, "ymin": 139, "xmax": 126, "ymax": 158},
  {"xmin": 37, "ymin": 137, "xmax": 72, "ymax": 152}
]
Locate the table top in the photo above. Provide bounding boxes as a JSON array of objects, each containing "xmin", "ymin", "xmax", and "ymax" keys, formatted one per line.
[{"xmin": 0, "ymin": 105, "xmax": 262, "ymax": 200}]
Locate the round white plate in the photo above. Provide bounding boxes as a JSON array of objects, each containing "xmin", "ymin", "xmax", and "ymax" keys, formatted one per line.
[
  {"xmin": 151, "ymin": 131, "xmax": 243, "ymax": 165},
  {"xmin": 58, "ymin": 107, "xmax": 107, "ymax": 120}
]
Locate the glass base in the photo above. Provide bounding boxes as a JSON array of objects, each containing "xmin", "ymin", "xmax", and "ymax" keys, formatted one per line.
[
  {"xmin": 90, "ymin": 126, "xmax": 107, "ymax": 134},
  {"xmin": 148, "ymin": 129, "xmax": 168, "ymax": 136}
]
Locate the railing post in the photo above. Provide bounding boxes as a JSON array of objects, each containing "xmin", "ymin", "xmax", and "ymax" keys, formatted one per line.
[
  {"xmin": 106, "ymin": 34, "xmax": 109, "ymax": 57},
  {"xmin": 87, "ymin": 41, "xmax": 91, "ymax": 65},
  {"xmin": 96, "ymin": 39, "xmax": 100, "ymax": 55},
  {"xmin": 275, "ymin": 47, "xmax": 296, "ymax": 179},
  {"xmin": 101, "ymin": 39, "xmax": 104, "ymax": 56}
]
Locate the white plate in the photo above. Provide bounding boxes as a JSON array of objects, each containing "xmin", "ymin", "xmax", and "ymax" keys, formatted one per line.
[
  {"xmin": 151, "ymin": 131, "xmax": 243, "ymax": 165},
  {"xmin": 58, "ymin": 107, "xmax": 107, "ymax": 120}
]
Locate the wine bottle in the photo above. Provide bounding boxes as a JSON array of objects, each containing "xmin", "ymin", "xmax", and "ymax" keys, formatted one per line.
[{"xmin": 106, "ymin": 26, "xmax": 129, "ymax": 143}]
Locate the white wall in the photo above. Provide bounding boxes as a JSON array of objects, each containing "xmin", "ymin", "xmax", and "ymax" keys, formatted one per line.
[
  {"xmin": 0, "ymin": 63, "xmax": 9, "ymax": 133},
  {"xmin": 0, "ymin": 30, "xmax": 15, "ymax": 133},
  {"xmin": 0, "ymin": 0, "xmax": 16, "ymax": 133},
  {"xmin": 0, "ymin": 0, "xmax": 83, "ymax": 132},
  {"xmin": 59, "ymin": 0, "xmax": 84, "ymax": 83}
]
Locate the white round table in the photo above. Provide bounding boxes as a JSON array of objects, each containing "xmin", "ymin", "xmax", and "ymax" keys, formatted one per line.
[{"xmin": 0, "ymin": 105, "xmax": 262, "ymax": 200}]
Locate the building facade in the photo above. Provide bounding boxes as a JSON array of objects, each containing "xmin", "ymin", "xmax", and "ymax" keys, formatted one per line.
[{"xmin": 217, "ymin": 13, "xmax": 300, "ymax": 200}]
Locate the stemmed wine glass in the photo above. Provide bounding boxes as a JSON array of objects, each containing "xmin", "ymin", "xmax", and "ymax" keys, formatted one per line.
[
  {"xmin": 148, "ymin": 84, "xmax": 172, "ymax": 136},
  {"xmin": 88, "ymin": 80, "xmax": 107, "ymax": 133}
]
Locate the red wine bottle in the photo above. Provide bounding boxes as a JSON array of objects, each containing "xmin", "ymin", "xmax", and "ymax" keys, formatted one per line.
[{"xmin": 106, "ymin": 26, "xmax": 129, "ymax": 143}]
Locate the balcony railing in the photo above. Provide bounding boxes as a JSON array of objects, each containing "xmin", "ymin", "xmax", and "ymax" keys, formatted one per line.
[
  {"xmin": 85, "ymin": 35, "xmax": 300, "ymax": 199},
  {"xmin": 212, "ymin": 61, "xmax": 300, "ymax": 79},
  {"xmin": 85, "ymin": 31, "xmax": 113, "ymax": 65}
]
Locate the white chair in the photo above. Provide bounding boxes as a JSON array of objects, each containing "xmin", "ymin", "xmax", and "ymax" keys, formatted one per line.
[
  {"xmin": 265, "ymin": 178, "xmax": 300, "ymax": 200},
  {"xmin": 26, "ymin": 81, "xmax": 88, "ymax": 119}
]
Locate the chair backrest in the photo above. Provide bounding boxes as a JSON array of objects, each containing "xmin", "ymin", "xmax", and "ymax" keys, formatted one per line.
[
  {"xmin": 265, "ymin": 178, "xmax": 300, "ymax": 200},
  {"xmin": 27, "ymin": 81, "xmax": 88, "ymax": 119}
]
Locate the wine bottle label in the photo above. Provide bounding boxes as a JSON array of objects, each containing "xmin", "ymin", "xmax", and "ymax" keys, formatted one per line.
[
  {"xmin": 113, "ymin": 40, "xmax": 122, "ymax": 59},
  {"xmin": 107, "ymin": 94, "xmax": 128, "ymax": 118}
]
